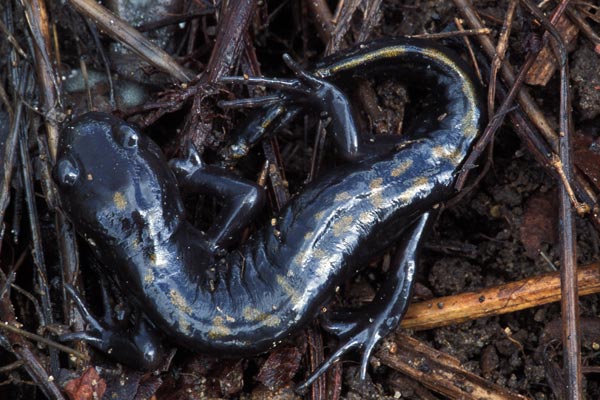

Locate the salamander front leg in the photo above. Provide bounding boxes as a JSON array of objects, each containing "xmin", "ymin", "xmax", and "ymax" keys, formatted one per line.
[
  {"xmin": 297, "ymin": 212, "xmax": 433, "ymax": 392},
  {"xmin": 169, "ymin": 142, "xmax": 266, "ymax": 252},
  {"xmin": 59, "ymin": 284, "xmax": 166, "ymax": 370}
]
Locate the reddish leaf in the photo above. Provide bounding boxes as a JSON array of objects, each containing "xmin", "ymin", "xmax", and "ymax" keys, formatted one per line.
[{"xmin": 64, "ymin": 367, "xmax": 107, "ymax": 400}]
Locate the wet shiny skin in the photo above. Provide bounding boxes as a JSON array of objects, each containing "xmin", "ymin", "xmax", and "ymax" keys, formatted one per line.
[{"xmin": 54, "ymin": 38, "xmax": 484, "ymax": 382}]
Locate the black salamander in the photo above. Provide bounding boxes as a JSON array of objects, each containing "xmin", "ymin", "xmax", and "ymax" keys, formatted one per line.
[{"xmin": 54, "ymin": 38, "xmax": 484, "ymax": 389}]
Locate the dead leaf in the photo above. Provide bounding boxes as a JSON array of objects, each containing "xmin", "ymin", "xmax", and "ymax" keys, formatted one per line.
[
  {"xmin": 64, "ymin": 367, "xmax": 106, "ymax": 400},
  {"xmin": 520, "ymin": 191, "xmax": 557, "ymax": 259}
]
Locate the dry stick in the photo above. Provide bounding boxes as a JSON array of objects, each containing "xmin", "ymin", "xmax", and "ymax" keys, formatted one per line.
[
  {"xmin": 306, "ymin": 327, "xmax": 328, "ymax": 400},
  {"xmin": 0, "ymin": 322, "xmax": 89, "ymax": 362},
  {"xmin": 324, "ymin": 0, "xmax": 359, "ymax": 54},
  {"xmin": 454, "ymin": 3, "xmax": 565, "ymax": 187},
  {"xmin": 567, "ymin": 7, "xmax": 600, "ymax": 48},
  {"xmin": 23, "ymin": 0, "xmax": 90, "ymax": 373},
  {"xmin": 459, "ymin": 10, "xmax": 597, "ymax": 221},
  {"xmin": 407, "ymin": 27, "xmax": 492, "ymax": 40},
  {"xmin": 23, "ymin": 0, "xmax": 90, "ymax": 375},
  {"xmin": 453, "ymin": 0, "xmax": 557, "ymax": 151},
  {"xmin": 0, "ymin": 69, "xmax": 27, "ymax": 235},
  {"xmin": 455, "ymin": 1, "xmax": 583, "ymax": 395},
  {"xmin": 19, "ymin": 114, "xmax": 59, "ymax": 373},
  {"xmin": 306, "ymin": 0, "xmax": 335, "ymax": 44},
  {"xmin": 179, "ymin": 0, "xmax": 257, "ymax": 150},
  {"xmin": 22, "ymin": 0, "xmax": 61, "ymax": 161},
  {"xmin": 67, "ymin": 0, "xmax": 190, "ymax": 82},
  {"xmin": 356, "ymin": 0, "xmax": 383, "ymax": 43},
  {"xmin": 520, "ymin": 2, "xmax": 582, "ymax": 399},
  {"xmin": 454, "ymin": 18, "xmax": 484, "ymax": 84},
  {"xmin": 0, "ymin": 18, "xmax": 27, "ymax": 59},
  {"xmin": 202, "ymin": 0, "xmax": 258, "ymax": 83},
  {"xmin": 453, "ymin": 0, "xmax": 588, "ymax": 216},
  {"xmin": 0, "ymin": 273, "xmax": 65, "ymax": 400},
  {"xmin": 488, "ymin": 0, "xmax": 518, "ymax": 120},
  {"xmin": 377, "ymin": 334, "xmax": 530, "ymax": 400},
  {"xmin": 19, "ymin": 1, "xmax": 64, "ymax": 377},
  {"xmin": 401, "ymin": 263, "xmax": 600, "ymax": 331},
  {"xmin": 453, "ymin": 2, "xmax": 597, "ymax": 218}
]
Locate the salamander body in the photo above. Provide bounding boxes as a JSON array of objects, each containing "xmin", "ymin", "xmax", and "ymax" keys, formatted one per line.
[{"xmin": 54, "ymin": 38, "xmax": 484, "ymax": 382}]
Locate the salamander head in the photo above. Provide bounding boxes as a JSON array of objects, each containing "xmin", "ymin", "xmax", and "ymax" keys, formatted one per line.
[{"xmin": 53, "ymin": 112, "xmax": 184, "ymax": 250}]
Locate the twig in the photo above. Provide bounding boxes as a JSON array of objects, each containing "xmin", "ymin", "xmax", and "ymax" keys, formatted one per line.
[
  {"xmin": 202, "ymin": 0, "xmax": 258, "ymax": 83},
  {"xmin": 488, "ymin": 0, "xmax": 518, "ymax": 119},
  {"xmin": 0, "ymin": 322, "xmax": 89, "ymax": 362},
  {"xmin": 520, "ymin": 1, "xmax": 582, "ymax": 398},
  {"xmin": 306, "ymin": 0, "xmax": 335, "ymax": 44},
  {"xmin": 453, "ymin": 0, "xmax": 587, "ymax": 218},
  {"xmin": 0, "ymin": 18, "xmax": 27, "ymax": 59},
  {"xmin": 567, "ymin": 7, "xmax": 600, "ymax": 48},
  {"xmin": 377, "ymin": 334, "xmax": 530, "ymax": 400},
  {"xmin": 407, "ymin": 27, "xmax": 492, "ymax": 39},
  {"xmin": 0, "ymin": 68, "xmax": 28, "ymax": 235},
  {"xmin": 454, "ymin": 18, "xmax": 484, "ymax": 83},
  {"xmin": 67, "ymin": 0, "xmax": 191, "ymax": 82},
  {"xmin": 401, "ymin": 263, "xmax": 600, "ymax": 331},
  {"xmin": 452, "ymin": 0, "xmax": 558, "ymax": 153},
  {"xmin": 0, "ymin": 274, "xmax": 65, "ymax": 400},
  {"xmin": 180, "ymin": 0, "xmax": 257, "ymax": 150},
  {"xmin": 21, "ymin": 0, "xmax": 61, "ymax": 160}
]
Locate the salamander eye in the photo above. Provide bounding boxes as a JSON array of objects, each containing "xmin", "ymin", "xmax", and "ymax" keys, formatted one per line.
[
  {"xmin": 115, "ymin": 124, "xmax": 142, "ymax": 149},
  {"xmin": 54, "ymin": 158, "xmax": 80, "ymax": 187}
]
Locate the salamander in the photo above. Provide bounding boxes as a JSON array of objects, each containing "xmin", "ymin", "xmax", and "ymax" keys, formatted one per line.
[{"xmin": 53, "ymin": 38, "xmax": 484, "ymax": 388}]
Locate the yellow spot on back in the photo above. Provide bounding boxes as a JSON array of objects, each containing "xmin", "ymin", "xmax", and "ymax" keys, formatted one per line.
[
  {"xmin": 398, "ymin": 176, "xmax": 431, "ymax": 203},
  {"xmin": 333, "ymin": 215, "xmax": 354, "ymax": 237},
  {"xmin": 432, "ymin": 145, "xmax": 462, "ymax": 165},
  {"xmin": 277, "ymin": 275, "xmax": 300, "ymax": 303},
  {"xmin": 225, "ymin": 314, "xmax": 236, "ymax": 323},
  {"xmin": 144, "ymin": 271, "xmax": 154, "ymax": 285},
  {"xmin": 314, "ymin": 211, "xmax": 326, "ymax": 221},
  {"xmin": 208, "ymin": 316, "xmax": 231, "ymax": 339},
  {"xmin": 113, "ymin": 192, "xmax": 127, "ymax": 210},
  {"xmin": 294, "ymin": 250, "xmax": 306, "ymax": 266},
  {"xmin": 178, "ymin": 316, "xmax": 191, "ymax": 335},
  {"xmin": 370, "ymin": 178, "xmax": 383, "ymax": 189},
  {"xmin": 169, "ymin": 289, "xmax": 192, "ymax": 314},
  {"xmin": 391, "ymin": 159, "xmax": 413, "ymax": 177},
  {"xmin": 312, "ymin": 248, "xmax": 326, "ymax": 259},
  {"xmin": 413, "ymin": 176, "xmax": 429, "ymax": 186},
  {"xmin": 372, "ymin": 192, "xmax": 385, "ymax": 208},
  {"xmin": 334, "ymin": 192, "xmax": 351, "ymax": 202},
  {"xmin": 243, "ymin": 306, "xmax": 282, "ymax": 327}
]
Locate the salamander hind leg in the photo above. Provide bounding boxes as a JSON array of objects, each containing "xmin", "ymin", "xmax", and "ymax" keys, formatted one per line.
[
  {"xmin": 219, "ymin": 54, "xmax": 367, "ymax": 162},
  {"xmin": 297, "ymin": 212, "xmax": 434, "ymax": 392}
]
